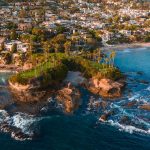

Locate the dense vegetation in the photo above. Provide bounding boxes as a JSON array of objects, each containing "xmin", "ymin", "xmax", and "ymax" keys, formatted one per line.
[{"xmin": 9, "ymin": 53, "xmax": 123, "ymax": 87}]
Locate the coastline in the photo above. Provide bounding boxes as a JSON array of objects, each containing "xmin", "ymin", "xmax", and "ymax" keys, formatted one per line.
[
  {"xmin": 0, "ymin": 65, "xmax": 20, "ymax": 73},
  {"xmin": 0, "ymin": 42, "xmax": 150, "ymax": 73},
  {"xmin": 101, "ymin": 42, "xmax": 150, "ymax": 51}
]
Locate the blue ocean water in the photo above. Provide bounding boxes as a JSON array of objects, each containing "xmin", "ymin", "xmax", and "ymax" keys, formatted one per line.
[{"xmin": 0, "ymin": 47, "xmax": 150, "ymax": 150}]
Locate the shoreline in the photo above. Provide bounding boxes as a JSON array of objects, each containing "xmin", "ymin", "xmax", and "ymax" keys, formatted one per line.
[
  {"xmin": 0, "ymin": 42, "xmax": 150, "ymax": 73},
  {"xmin": 102, "ymin": 42, "xmax": 150, "ymax": 51},
  {"xmin": 0, "ymin": 65, "xmax": 20, "ymax": 73}
]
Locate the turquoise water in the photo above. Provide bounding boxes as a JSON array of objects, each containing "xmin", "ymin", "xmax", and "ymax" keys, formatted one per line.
[{"xmin": 0, "ymin": 47, "xmax": 150, "ymax": 150}]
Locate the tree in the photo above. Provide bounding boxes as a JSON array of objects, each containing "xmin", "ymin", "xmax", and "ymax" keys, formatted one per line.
[
  {"xmin": 6, "ymin": 22, "xmax": 17, "ymax": 30},
  {"xmin": 54, "ymin": 43, "xmax": 61, "ymax": 53},
  {"xmin": 11, "ymin": 43, "xmax": 17, "ymax": 53},
  {"xmin": 4, "ymin": 52, "xmax": 12, "ymax": 64},
  {"xmin": 113, "ymin": 15, "xmax": 120, "ymax": 23},
  {"xmin": 55, "ymin": 25, "xmax": 66, "ymax": 34},
  {"xmin": 0, "ymin": 42, "xmax": 5, "ymax": 51},
  {"xmin": 28, "ymin": 42, "xmax": 37, "ymax": 77},
  {"xmin": 109, "ymin": 50, "xmax": 116, "ymax": 67},
  {"xmin": 43, "ymin": 41, "xmax": 52, "ymax": 68},
  {"xmin": 10, "ymin": 29, "xmax": 17, "ymax": 40},
  {"xmin": 64, "ymin": 41, "xmax": 71, "ymax": 55}
]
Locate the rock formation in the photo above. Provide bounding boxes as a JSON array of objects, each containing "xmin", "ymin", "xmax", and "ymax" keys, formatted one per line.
[
  {"xmin": 87, "ymin": 78, "xmax": 125, "ymax": 98},
  {"xmin": 56, "ymin": 84, "xmax": 81, "ymax": 113}
]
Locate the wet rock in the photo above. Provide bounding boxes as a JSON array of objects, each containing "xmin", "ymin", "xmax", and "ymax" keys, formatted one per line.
[
  {"xmin": 88, "ymin": 96, "xmax": 108, "ymax": 110},
  {"xmin": 88, "ymin": 78, "xmax": 125, "ymax": 98},
  {"xmin": 123, "ymin": 100, "xmax": 137, "ymax": 108},
  {"xmin": 56, "ymin": 85, "xmax": 81, "ymax": 113},
  {"xmin": 99, "ymin": 110, "xmax": 115, "ymax": 122},
  {"xmin": 119, "ymin": 116, "xmax": 131, "ymax": 125},
  {"xmin": 9, "ymin": 87, "xmax": 52, "ymax": 103},
  {"xmin": 11, "ymin": 130, "xmax": 32, "ymax": 141},
  {"xmin": 139, "ymin": 104, "xmax": 150, "ymax": 111},
  {"xmin": 137, "ymin": 71, "xmax": 144, "ymax": 75},
  {"xmin": 138, "ymin": 80, "xmax": 149, "ymax": 85},
  {"xmin": 0, "ymin": 123, "xmax": 11, "ymax": 133},
  {"xmin": 0, "ymin": 123, "xmax": 33, "ymax": 141}
]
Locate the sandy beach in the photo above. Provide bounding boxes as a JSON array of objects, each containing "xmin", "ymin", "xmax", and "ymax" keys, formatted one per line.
[{"xmin": 102, "ymin": 42, "xmax": 150, "ymax": 51}]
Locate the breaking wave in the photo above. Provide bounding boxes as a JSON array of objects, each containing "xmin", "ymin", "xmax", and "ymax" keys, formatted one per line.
[
  {"xmin": 0, "ymin": 110, "xmax": 42, "ymax": 141},
  {"xmin": 108, "ymin": 120, "xmax": 150, "ymax": 135}
]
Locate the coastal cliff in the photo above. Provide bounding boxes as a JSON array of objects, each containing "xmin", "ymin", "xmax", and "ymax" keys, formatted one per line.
[{"xmin": 8, "ymin": 54, "xmax": 125, "ymax": 113}]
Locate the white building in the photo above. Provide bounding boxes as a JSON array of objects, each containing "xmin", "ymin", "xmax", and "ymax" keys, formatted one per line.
[{"xmin": 5, "ymin": 40, "xmax": 28, "ymax": 52}]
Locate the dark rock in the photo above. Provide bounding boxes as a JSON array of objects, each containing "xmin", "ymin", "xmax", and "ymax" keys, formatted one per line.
[
  {"xmin": 137, "ymin": 71, "xmax": 144, "ymax": 75},
  {"xmin": 138, "ymin": 80, "xmax": 149, "ymax": 84},
  {"xmin": 119, "ymin": 116, "xmax": 131, "ymax": 125},
  {"xmin": 99, "ymin": 110, "xmax": 115, "ymax": 122},
  {"xmin": 123, "ymin": 100, "xmax": 137, "ymax": 108}
]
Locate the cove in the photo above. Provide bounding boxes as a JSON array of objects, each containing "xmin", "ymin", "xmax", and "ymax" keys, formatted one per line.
[{"xmin": 0, "ymin": 47, "xmax": 150, "ymax": 150}]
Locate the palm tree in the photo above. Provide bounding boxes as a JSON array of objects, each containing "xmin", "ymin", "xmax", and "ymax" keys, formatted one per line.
[
  {"xmin": 64, "ymin": 41, "xmax": 71, "ymax": 56},
  {"xmin": 29, "ymin": 42, "xmax": 37, "ymax": 77},
  {"xmin": 110, "ymin": 50, "xmax": 116, "ymax": 68},
  {"xmin": 43, "ymin": 41, "xmax": 50, "ymax": 69}
]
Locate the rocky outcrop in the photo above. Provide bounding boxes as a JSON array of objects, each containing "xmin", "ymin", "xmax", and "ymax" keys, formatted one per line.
[
  {"xmin": 99, "ymin": 110, "xmax": 115, "ymax": 122},
  {"xmin": 56, "ymin": 85, "xmax": 81, "ymax": 113},
  {"xmin": 9, "ymin": 80, "xmax": 31, "ymax": 91},
  {"xmin": 87, "ymin": 78, "xmax": 125, "ymax": 98},
  {"xmin": 11, "ymin": 90, "xmax": 48, "ymax": 103},
  {"xmin": 123, "ymin": 100, "xmax": 137, "ymax": 108},
  {"xmin": 8, "ymin": 80, "xmax": 51, "ymax": 103},
  {"xmin": 139, "ymin": 104, "xmax": 150, "ymax": 111}
]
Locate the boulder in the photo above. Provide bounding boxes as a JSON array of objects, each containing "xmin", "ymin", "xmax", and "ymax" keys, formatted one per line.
[
  {"xmin": 88, "ymin": 97, "xmax": 108, "ymax": 110},
  {"xmin": 56, "ymin": 85, "xmax": 81, "ymax": 113},
  {"xmin": 99, "ymin": 110, "xmax": 115, "ymax": 122},
  {"xmin": 88, "ymin": 78, "xmax": 124, "ymax": 98},
  {"xmin": 119, "ymin": 116, "xmax": 131, "ymax": 125},
  {"xmin": 139, "ymin": 104, "xmax": 150, "ymax": 111},
  {"xmin": 123, "ymin": 100, "xmax": 137, "ymax": 108}
]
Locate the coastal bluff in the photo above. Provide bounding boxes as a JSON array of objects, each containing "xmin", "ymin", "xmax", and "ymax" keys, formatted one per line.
[
  {"xmin": 87, "ymin": 78, "xmax": 125, "ymax": 98},
  {"xmin": 8, "ymin": 54, "xmax": 125, "ymax": 113}
]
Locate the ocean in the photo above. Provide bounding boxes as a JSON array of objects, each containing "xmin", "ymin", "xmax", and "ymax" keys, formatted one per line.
[{"xmin": 0, "ymin": 47, "xmax": 150, "ymax": 150}]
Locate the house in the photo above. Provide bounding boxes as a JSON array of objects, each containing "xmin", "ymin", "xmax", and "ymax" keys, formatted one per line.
[
  {"xmin": 101, "ymin": 31, "xmax": 114, "ymax": 42},
  {"xmin": 120, "ymin": 30, "xmax": 132, "ymax": 37},
  {"xmin": 4, "ymin": 40, "xmax": 29, "ymax": 52},
  {"xmin": 18, "ymin": 23, "xmax": 32, "ymax": 31}
]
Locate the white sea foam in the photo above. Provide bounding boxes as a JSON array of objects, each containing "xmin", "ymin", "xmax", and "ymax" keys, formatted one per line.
[
  {"xmin": 0, "ymin": 110, "xmax": 44, "ymax": 140},
  {"xmin": 10, "ymin": 112, "xmax": 41, "ymax": 135},
  {"xmin": 64, "ymin": 71, "xmax": 86, "ymax": 86},
  {"xmin": 146, "ymin": 86, "xmax": 150, "ymax": 91},
  {"xmin": 122, "ymin": 49, "xmax": 131, "ymax": 53},
  {"xmin": 128, "ymin": 93, "xmax": 140, "ymax": 101},
  {"xmin": 136, "ymin": 47, "xmax": 147, "ymax": 51},
  {"xmin": 0, "ymin": 110, "xmax": 10, "ymax": 123},
  {"xmin": 108, "ymin": 120, "xmax": 150, "ymax": 135}
]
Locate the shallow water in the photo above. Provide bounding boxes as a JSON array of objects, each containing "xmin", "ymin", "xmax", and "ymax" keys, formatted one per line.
[{"xmin": 0, "ymin": 47, "xmax": 150, "ymax": 150}]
